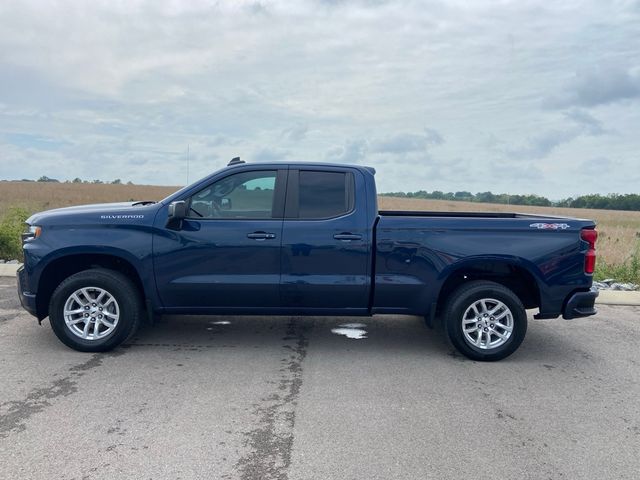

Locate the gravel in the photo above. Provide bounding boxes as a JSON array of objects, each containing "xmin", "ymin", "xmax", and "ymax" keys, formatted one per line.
[{"xmin": 593, "ymin": 279, "xmax": 639, "ymax": 291}]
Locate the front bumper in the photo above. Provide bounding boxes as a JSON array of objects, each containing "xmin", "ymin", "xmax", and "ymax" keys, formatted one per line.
[
  {"xmin": 562, "ymin": 287, "xmax": 598, "ymax": 319},
  {"xmin": 17, "ymin": 266, "xmax": 38, "ymax": 318}
]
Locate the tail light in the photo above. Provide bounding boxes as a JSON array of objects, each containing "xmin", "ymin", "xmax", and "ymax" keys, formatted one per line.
[{"xmin": 581, "ymin": 228, "xmax": 598, "ymax": 274}]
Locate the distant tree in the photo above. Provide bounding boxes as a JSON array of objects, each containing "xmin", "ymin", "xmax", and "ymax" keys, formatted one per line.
[
  {"xmin": 454, "ymin": 191, "xmax": 472, "ymax": 200},
  {"xmin": 72, "ymin": 177, "xmax": 82, "ymax": 183},
  {"xmin": 126, "ymin": 181, "xmax": 134, "ymax": 185},
  {"xmin": 111, "ymin": 179, "xmax": 122, "ymax": 185},
  {"xmin": 37, "ymin": 175, "xmax": 59, "ymax": 183},
  {"xmin": 475, "ymin": 191, "xmax": 496, "ymax": 203},
  {"xmin": 382, "ymin": 189, "xmax": 640, "ymax": 211},
  {"xmin": 92, "ymin": 179, "xmax": 103, "ymax": 184}
]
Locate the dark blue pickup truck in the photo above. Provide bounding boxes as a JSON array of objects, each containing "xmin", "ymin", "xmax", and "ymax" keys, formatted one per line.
[{"xmin": 17, "ymin": 159, "xmax": 598, "ymax": 361}]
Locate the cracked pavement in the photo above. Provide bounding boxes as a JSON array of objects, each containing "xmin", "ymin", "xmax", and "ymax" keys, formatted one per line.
[{"xmin": 0, "ymin": 281, "xmax": 639, "ymax": 479}]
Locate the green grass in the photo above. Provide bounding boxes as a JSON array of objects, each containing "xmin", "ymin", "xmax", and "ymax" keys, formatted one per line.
[
  {"xmin": 594, "ymin": 249, "xmax": 640, "ymax": 285},
  {"xmin": 0, "ymin": 206, "xmax": 30, "ymax": 262}
]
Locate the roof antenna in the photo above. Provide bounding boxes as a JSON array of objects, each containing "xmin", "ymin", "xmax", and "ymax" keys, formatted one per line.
[
  {"xmin": 228, "ymin": 156, "xmax": 245, "ymax": 166},
  {"xmin": 186, "ymin": 144, "xmax": 190, "ymax": 183}
]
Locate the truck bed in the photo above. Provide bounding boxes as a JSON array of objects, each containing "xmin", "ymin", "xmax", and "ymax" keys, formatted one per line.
[{"xmin": 379, "ymin": 210, "xmax": 579, "ymax": 220}]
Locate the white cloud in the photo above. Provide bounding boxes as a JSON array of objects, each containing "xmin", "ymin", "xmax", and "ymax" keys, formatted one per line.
[{"xmin": 0, "ymin": 0, "xmax": 638, "ymax": 197}]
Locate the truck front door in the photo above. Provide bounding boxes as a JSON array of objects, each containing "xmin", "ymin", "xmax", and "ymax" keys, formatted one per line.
[{"xmin": 153, "ymin": 168, "xmax": 287, "ymax": 310}]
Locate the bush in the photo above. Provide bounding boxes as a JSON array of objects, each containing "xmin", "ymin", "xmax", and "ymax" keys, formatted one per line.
[{"xmin": 0, "ymin": 207, "xmax": 30, "ymax": 261}]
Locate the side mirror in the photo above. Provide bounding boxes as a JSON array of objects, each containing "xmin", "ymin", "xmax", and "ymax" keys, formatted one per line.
[{"xmin": 166, "ymin": 200, "xmax": 187, "ymax": 229}]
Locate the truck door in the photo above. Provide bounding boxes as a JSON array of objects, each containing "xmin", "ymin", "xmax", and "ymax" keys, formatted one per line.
[
  {"xmin": 280, "ymin": 168, "xmax": 371, "ymax": 311},
  {"xmin": 153, "ymin": 168, "xmax": 287, "ymax": 309}
]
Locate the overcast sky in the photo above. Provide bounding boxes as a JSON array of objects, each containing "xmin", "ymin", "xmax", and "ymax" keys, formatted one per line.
[{"xmin": 0, "ymin": 0, "xmax": 639, "ymax": 198}]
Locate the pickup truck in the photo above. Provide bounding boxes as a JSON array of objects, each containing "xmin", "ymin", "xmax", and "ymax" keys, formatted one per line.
[{"xmin": 17, "ymin": 159, "xmax": 599, "ymax": 361}]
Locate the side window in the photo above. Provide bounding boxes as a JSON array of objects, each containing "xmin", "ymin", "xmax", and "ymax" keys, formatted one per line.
[
  {"xmin": 298, "ymin": 171, "xmax": 354, "ymax": 219},
  {"xmin": 188, "ymin": 170, "xmax": 277, "ymax": 219}
]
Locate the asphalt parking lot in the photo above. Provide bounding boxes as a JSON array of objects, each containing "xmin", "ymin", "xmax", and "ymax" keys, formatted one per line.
[{"xmin": 1, "ymin": 281, "xmax": 639, "ymax": 480}]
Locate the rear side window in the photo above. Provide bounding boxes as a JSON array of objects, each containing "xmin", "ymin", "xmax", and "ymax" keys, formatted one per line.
[{"xmin": 298, "ymin": 171, "xmax": 354, "ymax": 219}]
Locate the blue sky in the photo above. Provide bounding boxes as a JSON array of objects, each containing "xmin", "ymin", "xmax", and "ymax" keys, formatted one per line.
[{"xmin": 0, "ymin": 0, "xmax": 639, "ymax": 198}]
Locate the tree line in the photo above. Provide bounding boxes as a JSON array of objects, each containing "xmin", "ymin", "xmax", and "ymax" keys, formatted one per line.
[
  {"xmin": 381, "ymin": 191, "xmax": 640, "ymax": 211},
  {"xmin": 16, "ymin": 176, "xmax": 133, "ymax": 185}
]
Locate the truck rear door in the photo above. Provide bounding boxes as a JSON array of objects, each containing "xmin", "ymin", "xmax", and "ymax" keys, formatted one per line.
[{"xmin": 280, "ymin": 167, "xmax": 371, "ymax": 311}]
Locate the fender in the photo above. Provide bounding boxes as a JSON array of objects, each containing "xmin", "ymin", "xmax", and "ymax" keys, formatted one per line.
[
  {"xmin": 431, "ymin": 254, "xmax": 545, "ymax": 310},
  {"xmin": 33, "ymin": 245, "xmax": 160, "ymax": 310}
]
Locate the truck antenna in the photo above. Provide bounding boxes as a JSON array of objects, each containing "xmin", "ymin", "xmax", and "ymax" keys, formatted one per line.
[{"xmin": 186, "ymin": 144, "xmax": 190, "ymax": 184}]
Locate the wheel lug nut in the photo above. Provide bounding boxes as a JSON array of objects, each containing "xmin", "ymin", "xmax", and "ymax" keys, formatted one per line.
[
  {"xmin": 490, "ymin": 324, "xmax": 495, "ymax": 328},
  {"xmin": 92, "ymin": 303, "xmax": 97, "ymax": 307},
  {"xmin": 84, "ymin": 306, "xmax": 89, "ymax": 310},
  {"xmin": 490, "ymin": 316, "xmax": 494, "ymax": 320},
  {"xmin": 84, "ymin": 313, "xmax": 89, "ymax": 317},
  {"xmin": 484, "ymin": 327, "xmax": 489, "ymax": 332},
  {"xmin": 98, "ymin": 314, "xmax": 103, "ymax": 319},
  {"xmin": 99, "ymin": 307, "xmax": 103, "ymax": 311}
]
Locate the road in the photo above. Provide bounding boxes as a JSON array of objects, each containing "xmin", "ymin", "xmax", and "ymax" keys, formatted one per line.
[{"xmin": 0, "ymin": 281, "xmax": 639, "ymax": 480}]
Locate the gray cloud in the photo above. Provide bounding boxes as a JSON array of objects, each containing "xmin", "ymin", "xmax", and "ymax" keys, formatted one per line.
[
  {"xmin": 370, "ymin": 129, "xmax": 444, "ymax": 154},
  {"xmin": 579, "ymin": 157, "xmax": 611, "ymax": 175},
  {"xmin": 324, "ymin": 139, "xmax": 368, "ymax": 164},
  {"xmin": 563, "ymin": 108, "xmax": 606, "ymax": 136},
  {"xmin": 252, "ymin": 147, "xmax": 289, "ymax": 162},
  {"xmin": 506, "ymin": 108, "xmax": 610, "ymax": 160},
  {"xmin": 282, "ymin": 123, "xmax": 309, "ymax": 142},
  {"xmin": 507, "ymin": 129, "xmax": 579, "ymax": 160},
  {"xmin": 543, "ymin": 66, "xmax": 640, "ymax": 109}
]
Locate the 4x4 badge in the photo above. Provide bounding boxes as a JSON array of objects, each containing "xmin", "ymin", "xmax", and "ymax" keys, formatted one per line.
[{"xmin": 529, "ymin": 223, "xmax": 570, "ymax": 230}]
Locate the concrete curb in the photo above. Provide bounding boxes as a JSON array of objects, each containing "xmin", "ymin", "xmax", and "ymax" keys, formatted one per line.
[
  {"xmin": 0, "ymin": 264, "xmax": 639, "ymax": 306},
  {"xmin": 596, "ymin": 290, "xmax": 640, "ymax": 306},
  {"xmin": 0, "ymin": 263, "xmax": 20, "ymax": 277}
]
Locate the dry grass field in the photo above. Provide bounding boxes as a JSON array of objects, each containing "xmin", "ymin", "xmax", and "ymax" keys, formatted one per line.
[
  {"xmin": 0, "ymin": 181, "xmax": 179, "ymax": 215},
  {"xmin": 1, "ymin": 182, "xmax": 639, "ymax": 280}
]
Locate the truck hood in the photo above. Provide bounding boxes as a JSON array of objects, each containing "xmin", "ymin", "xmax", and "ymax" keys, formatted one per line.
[{"xmin": 26, "ymin": 202, "xmax": 158, "ymax": 225}]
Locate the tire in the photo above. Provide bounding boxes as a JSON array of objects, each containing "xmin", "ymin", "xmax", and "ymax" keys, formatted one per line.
[
  {"xmin": 443, "ymin": 280, "xmax": 527, "ymax": 361},
  {"xmin": 48, "ymin": 268, "xmax": 142, "ymax": 352}
]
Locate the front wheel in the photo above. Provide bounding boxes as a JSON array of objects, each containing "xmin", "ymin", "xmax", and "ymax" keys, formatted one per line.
[
  {"xmin": 48, "ymin": 269, "xmax": 142, "ymax": 352},
  {"xmin": 443, "ymin": 281, "xmax": 527, "ymax": 361}
]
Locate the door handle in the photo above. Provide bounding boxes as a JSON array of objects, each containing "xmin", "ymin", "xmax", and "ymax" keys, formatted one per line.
[
  {"xmin": 333, "ymin": 233, "xmax": 362, "ymax": 241},
  {"xmin": 247, "ymin": 232, "xmax": 276, "ymax": 240}
]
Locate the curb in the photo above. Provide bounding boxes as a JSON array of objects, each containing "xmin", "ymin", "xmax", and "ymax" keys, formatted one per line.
[
  {"xmin": 0, "ymin": 265, "xmax": 639, "ymax": 306},
  {"xmin": 0, "ymin": 264, "xmax": 20, "ymax": 277},
  {"xmin": 596, "ymin": 290, "xmax": 640, "ymax": 306}
]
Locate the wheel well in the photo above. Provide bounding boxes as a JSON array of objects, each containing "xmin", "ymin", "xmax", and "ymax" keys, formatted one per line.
[
  {"xmin": 436, "ymin": 262, "xmax": 540, "ymax": 314},
  {"xmin": 36, "ymin": 254, "xmax": 145, "ymax": 319}
]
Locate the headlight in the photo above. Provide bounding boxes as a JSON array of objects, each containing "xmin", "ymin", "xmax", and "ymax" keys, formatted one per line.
[{"xmin": 22, "ymin": 225, "xmax": 42, "ymax": 242}]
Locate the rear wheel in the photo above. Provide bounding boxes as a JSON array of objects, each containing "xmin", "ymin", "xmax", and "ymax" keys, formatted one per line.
[
  {"xmin": 49, "ymin": 269, "xmax": 142, "ymax": 352},
  {"xmin": 443, "ymin": 281, "xmax": 527, "ymax": 361}
]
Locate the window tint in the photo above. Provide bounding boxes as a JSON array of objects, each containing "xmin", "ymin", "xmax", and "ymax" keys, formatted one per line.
[
  {"xmin": 189, "ymin": 171, "xmax": 277, "ymax": 219},
  {"xmin": 298, "ymin": 171, "xmax": 353, "ymax": 218}
]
